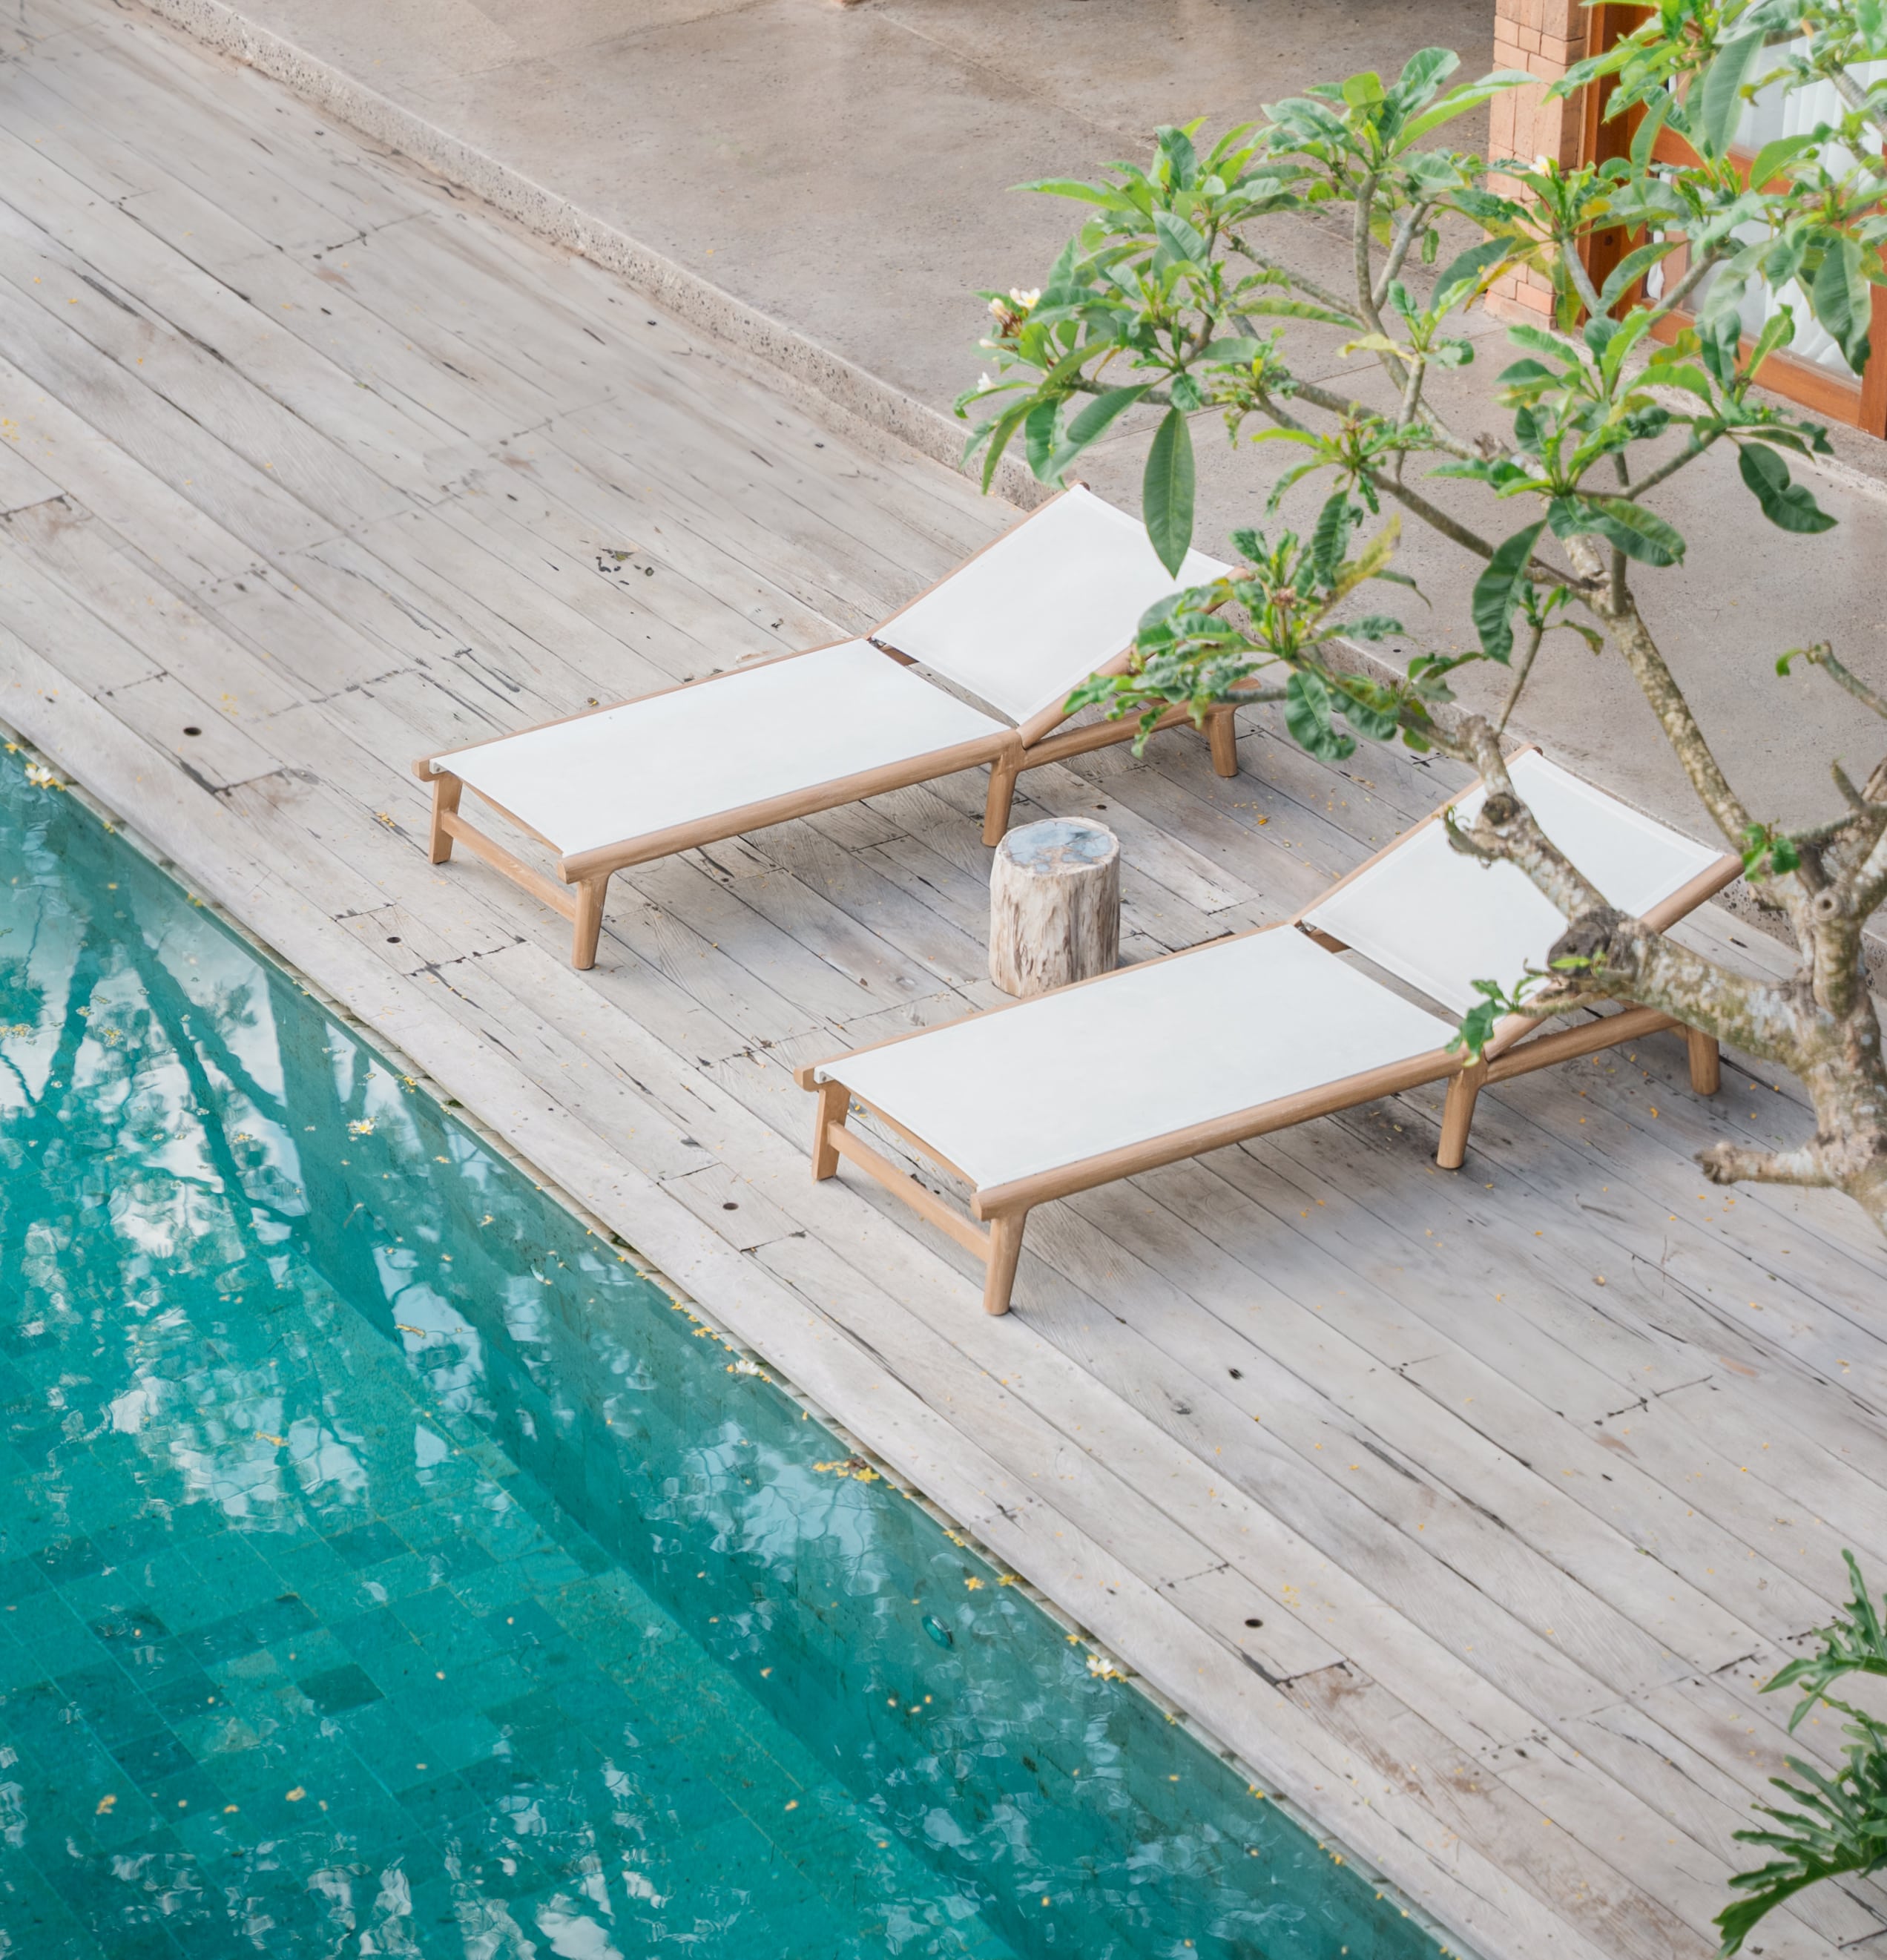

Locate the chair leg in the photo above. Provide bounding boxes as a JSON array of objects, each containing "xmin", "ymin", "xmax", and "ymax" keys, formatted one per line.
[
  {"xmin": 427, "ymin": 774, "xmax": 463, "ymax": 865},
  {"xmin": 1208, "ymin": 703, "xmax": 1239, "ymax": 778},
  {"xmin": 571, "ymin": 875, "xmax": 609, "ymax": 970},
  {"xmin": 1686, "ymin": 1027, "xmax": 1722, "ymax": 1096},
  {"xmin": 1438, "ymin": 1065, "xmax": 1485, "ymax": 1171},
  {"xmin": 982, "ymin": 1212, "xmax": 1027, "ymax": 1315},
  {"xmin": 982, "ymin": 755, "xmax": 1021, "ymax": 846},
  {"xmin": 811, "ymin": 1080, "xmax": 849, "ymax": 1180}
]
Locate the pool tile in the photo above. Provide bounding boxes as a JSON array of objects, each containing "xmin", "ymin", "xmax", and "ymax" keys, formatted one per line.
[
  {"xmin": 324, "ymin": 1520, "xmax": 409, "ymax": 1571},
  {"xmin": 0, "ymin": 748, "xmax": 1442, "ymax": 1960},
  {"xmin": 109, "ymin": 1727, "xmax": 195, "ymax": 1789},
  {"xmin": 297, "ymin": 1661, "xmax": 383, "ymax": 1714},
  {"xmin": 182, "ymin": 1594, "xmax": 317, "ymax": 1667},
  {"xmin": 145, "ymin": 1668, "xmax": 228, "ymax": 1725}
]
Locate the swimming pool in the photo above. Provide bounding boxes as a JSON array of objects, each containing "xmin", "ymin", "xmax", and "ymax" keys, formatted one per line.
[{"xmin": 0, "ymin": 743, "xmax": 1447, "ymax": 1959}]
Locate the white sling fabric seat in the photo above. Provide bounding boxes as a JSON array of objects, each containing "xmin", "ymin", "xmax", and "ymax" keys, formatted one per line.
[
  {"xmin": 447, "ymin": 642, "xmax": 1005, "ymax": 859},
  {"xmin": 1303, "ymin": 752, "xmax": 1726, "ymax": 1014},
  {"xmin": 875, "ymin": 485, "xmax": 1229, "ymax": 726},
  {"xmin": 817, "ymin": 927, "xmax": 1455, "ymax": 1191},
  {"xmin": 798, "ymin": 748, "xmax": 1742, "ymax": 1315},
  {"xmin": 418, "ymin": 485, "xmax": 1244, "ymax": 969}
]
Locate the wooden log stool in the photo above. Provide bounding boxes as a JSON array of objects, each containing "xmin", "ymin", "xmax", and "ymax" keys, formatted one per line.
[{"xmin": 989, "ymin": 818, "xmax": 1120, "ymax": 997}]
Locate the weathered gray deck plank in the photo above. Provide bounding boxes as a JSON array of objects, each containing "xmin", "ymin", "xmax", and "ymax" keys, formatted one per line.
[{"xmin": 4, "ymin": 9, "xmax": 1885, "ymax": 1956}]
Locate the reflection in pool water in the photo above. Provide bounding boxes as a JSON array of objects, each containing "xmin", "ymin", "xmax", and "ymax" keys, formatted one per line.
[{"xmin": 0, "ymin": 749, "xmax": 1443, "ymax": 1959}]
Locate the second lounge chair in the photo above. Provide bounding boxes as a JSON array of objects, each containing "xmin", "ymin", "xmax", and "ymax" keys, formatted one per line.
[
  {"xmin": 414, "ymin": 487, "xmax": 1228, "ymax": 967},
  {"xmin": 794, "ymin": 752, "xmax": 1742, "ymax": 1314}
]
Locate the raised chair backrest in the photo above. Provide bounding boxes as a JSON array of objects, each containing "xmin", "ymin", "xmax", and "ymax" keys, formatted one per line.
[
  {"xmin": 1301, "ymin": 752, "xmax": 1728, "ymax": 1016},
  {"xmin": 873, "ymin": 486, "xmax": 1230, "ymax": 726}
]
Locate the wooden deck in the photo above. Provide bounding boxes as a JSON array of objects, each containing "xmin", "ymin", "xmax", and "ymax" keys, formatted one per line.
[{"xmin": 4, "ymin": 5, "xmax": 1887, "ymax": 1956}]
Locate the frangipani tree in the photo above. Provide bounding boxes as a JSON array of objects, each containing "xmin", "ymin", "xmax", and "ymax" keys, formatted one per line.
[{"xmin": 958, "ymin": 1, "xmax": 1887, "ymax": 1231}]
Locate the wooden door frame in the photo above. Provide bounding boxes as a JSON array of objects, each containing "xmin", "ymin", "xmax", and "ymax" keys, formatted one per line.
[{"xmin": 1564, "ymin": 2, "xmax": 1887, "ymax": 435}]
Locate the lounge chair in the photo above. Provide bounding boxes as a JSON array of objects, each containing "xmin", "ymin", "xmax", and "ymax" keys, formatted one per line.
[
  {"xmin": 413, "ymin": 487, "xmax": 1230, "ymax": 967},
  {"xmin": 794, "ymin": 752, "xmax": 1742, "ymax": 1314}
]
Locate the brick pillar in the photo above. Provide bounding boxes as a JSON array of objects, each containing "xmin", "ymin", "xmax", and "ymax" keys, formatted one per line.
[{"xmin": 1486, "ymin": 0, "xmax": 1595, "ymax": 318}]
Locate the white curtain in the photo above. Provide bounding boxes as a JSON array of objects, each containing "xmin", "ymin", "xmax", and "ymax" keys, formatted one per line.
[{"xmin": 1713, "ymin": 47, "xmax": 1887, "ymax": 375}]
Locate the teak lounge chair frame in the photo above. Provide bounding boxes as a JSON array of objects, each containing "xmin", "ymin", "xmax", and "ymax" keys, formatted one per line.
[{"xmin": 794, "ymin": 758, "xmax": 1741, "ymax": 1315}]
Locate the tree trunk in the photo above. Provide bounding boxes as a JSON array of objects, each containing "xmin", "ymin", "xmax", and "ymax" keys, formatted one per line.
[{"xmin": 989, "ymin": 818, "xmax": 1120, "ymax": 998}]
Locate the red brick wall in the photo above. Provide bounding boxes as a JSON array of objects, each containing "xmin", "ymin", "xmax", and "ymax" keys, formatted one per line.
[{"xmin": 1486, "ymin": 0, "xmax": 1593, "ymax": 317}]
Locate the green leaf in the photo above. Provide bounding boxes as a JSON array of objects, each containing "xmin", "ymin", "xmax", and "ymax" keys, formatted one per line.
[
  {"xmin": 1341, "ymin": 70, "xmax": 1387, "ymax": 106},
  {"xmin": 1338, "ymin": 681, "xmax": 1403, "ymax": 736},
  {"xmin": 1240, "ymin": 295, "xmax": 1363, "ymax": 328},
  {"xmin": 1643, "ymin": 358, "xmax": 1716, "ymax": 399},
  {"xmin": 1151, "ymin": 208, "xmax": 1208, "ymax": 269},
  {"xmin": 1550, "ymin": 496, "xmax": 1687, "ymax": 566},
  {"xmin": 1629, "ymin": 92, "xmax": 1672, "ymax": 168},
  {"xmin": 1595, "ymin": 306, "xmax": 1653, "ymax": 382},
  {"xmin": 1738, "ymin": 443, "xmax": 1838, "ymax": 533},
  {"xmin": 1308, "ymin": 490, "xmax": 1354, "ymax": 585},
  {"xmin": 1747, "ymin": 130, "xmax": 1820, "ymax": 192},
  {"xmin": 1024, "ymin": 398, "xmax": 1062, "ymax": 479},
  {"xmin": 1064, "ymin": 384, "xmax": 1153, "ymax": 449},
  {"xmin": 1470, "ymin": 519, "xmax": 1547, "ymax": 662},
  {"xmin": 1387, "ymin": 46, "xmax": 1458, "ymax": 114},
  {"xmin": 1812, "ymin": 237, "xmax": 1873, "ymax": 375},
  {"xmin": 1338, "ymin": 614, "xmax": 1406, "ymax": 645},
  {"xmin": 1449, "ymin": 997, "xmax": 1502, "ymax": 1061},
  {"xmin": 1505, "ymin": 321, "xmax": 1582, "ymax": 368},
  {"xmin": 1762, "ymin": 1552, "xmax": 1887, "ymax": 1718},
  {"xmin": 1739, "ymin": 820, "xmax": 1803, "ymax": 878},
  {"xmin": 1142, "ymin": 407, "xmax": 1197, "ymax": 576},
  {"xmin": 1012, "ymin": 177, "xmax": 1142, "ymax": 210},
  {"xmin": 1431, "ymin": 237, "xmax": 1515, "ymax": 312},
  {"xmin": 1284, "ymin": 668, "xmax": 1357, "ymax": 761},
  {"xmin": 1598, "ymin": 237, "xmax": 1681, "ymax": 312},
  {"xmin": 1584, "ymin": 313, "xmax": 1623, "ymax": 361},
  {"xmin": 1401, "ymin": 68, "xmax": 1535, "ymax": 142},
  {"xmin": 1696, "ymin": 31, "xmax": 1765, "ymax": 160},
  {"xmin": 975, "ymin": 399, "xmax": 1033, "ymax": 490},
  {"xmin": 1156, "ymin": 123, "xmax": 1200, "ymax": 188},
  {"xmin": 1699, "ymin": 306, "xmax": 1745, "ymax": 388}
]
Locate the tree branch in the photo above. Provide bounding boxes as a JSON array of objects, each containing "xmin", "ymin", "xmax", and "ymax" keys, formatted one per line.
[
  {"xmin": 1828, "ymin": 62, "xmax": 1887, "ymax": 147},
  {"xmin": 1800, "ymin": 642, "xmax": 1887, "ymax": 722},
  {"xmin": 1452, "ymin": 717, "xmax": 1614, "ymax": 918},
  {"xmin": 1284, "ymin": 365, "xmax": 1481, "ymax": 458},
  {"xmin": 1374, "ymin": 201, "xmax": 1434, "ymax": 312},
  {"xmin": 1604, "ymin": 602, "xmax": 1755, "ymax": 849},
  {"xmin": 1847, "ymin": 821, "xmax": 1887, "ymax": 922},
  {"xmin": 1255, "ymin": 382, "xmax": 1527, "ymax": 564},
  {"xmin": 1353, "ymin": 171, "xmax": 1402, "ymax": 367},
  {"xmin": 1497, "ymin": 616, "xmax": 1547, "ymax": 734},
  {"xmin": 1624, "ymin": 430, "xmax": 1721, "ymax": 501},
  {"xmin": 1699, "ymin": 1140, "xmax": 1834, "ymax": 1188},
  {"xmin": 1644, "ymin": 242, "xmax": 1728, "ymax": 334},
  {"xmin": 1446, "ymin": 714, "xmax": 1810, "ymax": 1071},
  {"xmin": 1225, "ymin": 240, "xmax": 1357, "ymax": 319}
]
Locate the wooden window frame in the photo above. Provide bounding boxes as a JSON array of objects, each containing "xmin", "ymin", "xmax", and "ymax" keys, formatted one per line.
[{"xmin": 1575, "ymin": 2, "xmax": 1887, "ymax": 435}]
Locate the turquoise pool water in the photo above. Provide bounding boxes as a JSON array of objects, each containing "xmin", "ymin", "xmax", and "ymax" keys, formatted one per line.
[{"xmin": 0, "ymin": 746, "xmax": 1446, "ymax": 1959}]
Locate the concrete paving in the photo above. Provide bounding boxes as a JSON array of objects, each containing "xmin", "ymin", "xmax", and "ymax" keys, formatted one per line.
[
  {"xmin": 131, "ymin": 0, "xmax": 1494, "ymax": 414},
  {"xmin": 102, "ymin": 0, "xmax": 1887, "ymax": 912}
]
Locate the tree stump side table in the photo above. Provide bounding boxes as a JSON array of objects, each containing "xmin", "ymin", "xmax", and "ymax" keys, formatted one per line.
[{"xmin": 988, "ymin": 818, "xmax": 1121, "ymax": 997}]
